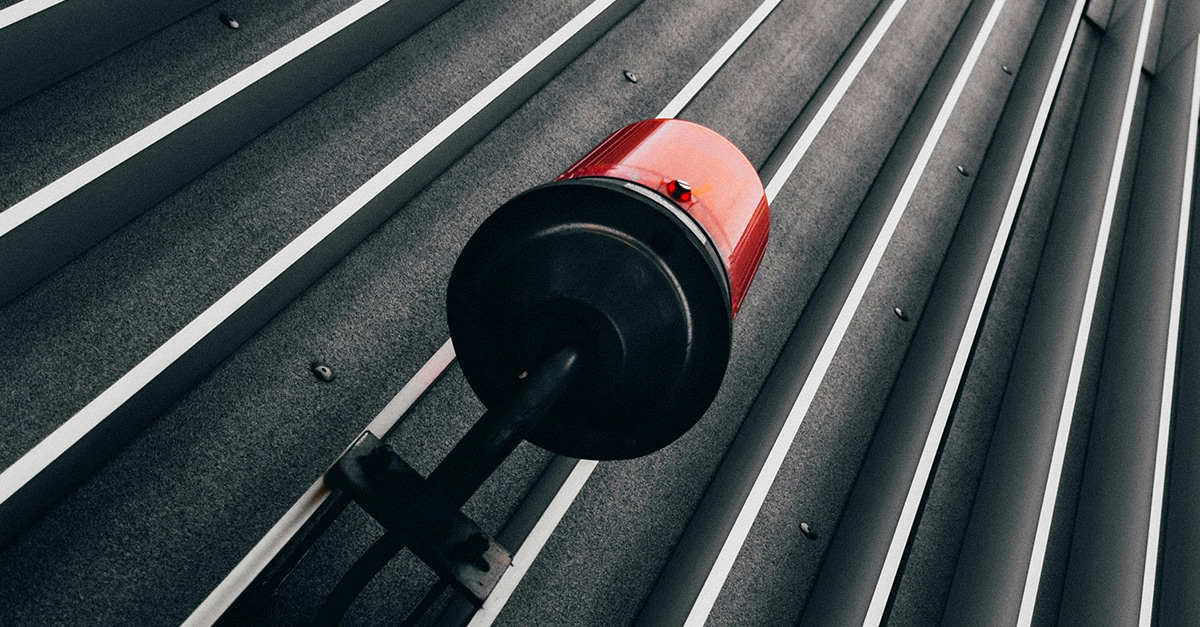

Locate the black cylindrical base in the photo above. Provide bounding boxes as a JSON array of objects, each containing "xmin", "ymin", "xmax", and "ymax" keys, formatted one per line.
[{"xmin": 446, "ymin": 178, "xmax": 732, "ymax": 460}]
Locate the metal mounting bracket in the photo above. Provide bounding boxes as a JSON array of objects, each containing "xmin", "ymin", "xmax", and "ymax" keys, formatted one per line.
[{"xmin": 327, "ymin": 432, "xmax": 511, "ymax": 605}]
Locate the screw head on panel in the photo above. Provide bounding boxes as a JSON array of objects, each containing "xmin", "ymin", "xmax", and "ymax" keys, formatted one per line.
[
  {"xmin": 957, "ymin": 165, "xmax": 970, "ymax": 177},
  {"xmin": 623, "ymin": 69, "xmax": 639, "ymax": 83},
  {"xmin": 800, "ymin": 522, "xmax": 818, "ymax": 540},
  {"xmin": 1002, "ymin": 64, "xmax": 1012, "ymax": 75},
  {"xmin": 219, "ymin": 12, "xmax": 240, "ymax": 29},
  {"xmin": 894, "ymin": 307, "xmax": 908, "ymax": 321},
  {"xmin": 311, "ymin": 361, "xmax": 335, "ymax": 382}
]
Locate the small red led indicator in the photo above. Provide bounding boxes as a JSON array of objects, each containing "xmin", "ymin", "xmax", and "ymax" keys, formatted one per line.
[{"xmin": 667, "ymin": 179, "xmax": 692, "ymax": 202}]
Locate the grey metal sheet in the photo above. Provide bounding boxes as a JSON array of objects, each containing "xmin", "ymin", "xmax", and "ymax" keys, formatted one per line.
[
  {"xmin": 886, "ymin": 19, "xmax": 1100, "ymax": 625},
  {"xmin": 0, "ymin": 0, "xmax": 360, "ymax": 209},
  {"xmin": 1057, "ymin": 30, "xmax": 1200, "ymax": 625},
  {"xmin": 0, "ymin": 0, "xmax": 463, "ymax": 306},
  {"xmin": 1158, "ymin": 40, "xmax": 1200, "ymax": 627},
  {"xmin": 0, "ymin": 0, "xmax": 213, "ymax": 110},
  {"xmin": 3, "ymin": 0, "xmax": 1189, "ymax": 622},
  {"xmin": 942, "ymin": 0, "xmax": 1158, "ymax": 621},
  {"xmin": 797, "ymin": 0, "xmax": 1081, "ymax": 622}
]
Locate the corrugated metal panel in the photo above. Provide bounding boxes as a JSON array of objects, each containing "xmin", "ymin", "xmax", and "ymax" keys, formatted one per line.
[{"xmin": 0, "ymin": 0, "xmax": 1197, "ymax": 624}]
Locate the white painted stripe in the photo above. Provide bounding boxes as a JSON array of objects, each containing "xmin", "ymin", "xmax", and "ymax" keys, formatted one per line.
[
  {"xmin": 656, "ymin": 0, "xmax": 783, "ymax": 119},
  {"xmin": 0, "ymin": 0, "xmax": 396, "ymax": 236},
  {"xmin": 685, "ymin": 1, "xmax": 1003, "ymax": 623},
  {"xmin": 0, "ymin": 0, "xmax": 622, "ymax": 507},
  {"xmin": 1016, "ymin": 1, "xmax": 1157, "ymax": 623},
  {"xmin": 466, "ymin": 459, "xmax": 598, "ymax": 627},
  {"xmin": 0, "ymin": 0, "xmax": 65, "ymax": 29},
  {"xmin": 865, "ymin": 3, "xmax": 1086, "ymax": 623},
  {"xmin": 763, "ymin": 0, "xmax": 910, "ymax": 202},
  {"xmin": 1139, "ymin": 35, "xmax": 1200, "ymax": 627}
]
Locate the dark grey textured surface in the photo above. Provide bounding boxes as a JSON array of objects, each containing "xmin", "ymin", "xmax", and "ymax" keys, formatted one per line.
[
  {"xmin": 1031, "ymin": 73, "xmax": 1147, "ymax": 627},
  {"xmin": 795, "ymin": 0, "xmax": 1057, "ymax": 621},
  {"xmin": 678, "ymin": 0, "xmax": 876, "ymax": 169},
  {"xmin": 942, "ymin": 0, "xmax": 1153, "ymax": 619},
  {"xmin": 0, "ymin": 0, "xmax": 215, "ymax": 110},
  {"xmin": 0, "ymin": 0, "xmax": 594, "ymax": 622},
  {"xmin": 887, "ymin": 21, "xmax": 1099, "ymax": 627},
  {"xmin": 1158, "ymin": 0, "xmax": 1200, "ymax": 68},
  {"xmin": 0, "ymin": 0, "xmax": 360, "ymax": 209},
  {"xmin": 711, "ymin": 0, "xmax": 1047, "ymax": 623},
  {"xmin": 0, "ymin": 0, "xmax": 588, "ymax": 470}
]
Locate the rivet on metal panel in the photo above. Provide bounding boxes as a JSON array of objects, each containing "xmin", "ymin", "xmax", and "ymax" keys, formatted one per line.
[
  {"xmin": 1002, "ymin": 64, "xmax": 1012, "ymax": 75},
  {"xmin": 219, "ymin": 12, "xmax": 240, "ymax": 29},
  {"xmin": 894, "ymin": 307, "xmax": 908, "ymax": 321},
  {"xmin": 311, "ymin": 361, "xmax": 335, "ymax": 382},
  {"xmin": 623, "ymin": 69, "xmax": 639, "ymax": 83},
  {"xmin": 800, "ymin": 522, "xmax": 818, "ymax": 540},
  {"xmin": 956, "ymin": 165, "xmax": 970, "ymax": 177}
]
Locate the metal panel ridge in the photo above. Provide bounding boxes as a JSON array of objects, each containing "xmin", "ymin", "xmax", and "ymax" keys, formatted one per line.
[
  {"xmin": 798, "ymin": 0, "xmax": 1086, "ymax": 624},
  {"xmin": 941, "ymin": 0, "xmax": 1159, "ymax": 622},
  {"xmin": 0, "ymin": 0, "xmax": 640, "ymax": 549},
  {"xmin": 0, "ymin": 0, "xmax": 463, "ymax": 306}
]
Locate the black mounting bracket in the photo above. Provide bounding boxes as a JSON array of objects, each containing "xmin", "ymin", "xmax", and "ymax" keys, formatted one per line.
[{"xmin": 326, "ymin": 432, "xmax": 511, "ymax": 605}]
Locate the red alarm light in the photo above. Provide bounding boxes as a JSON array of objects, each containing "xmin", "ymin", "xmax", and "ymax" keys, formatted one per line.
[{"xmin": 447, "ymin": 119, "xmax": 769, "ymax": 460}]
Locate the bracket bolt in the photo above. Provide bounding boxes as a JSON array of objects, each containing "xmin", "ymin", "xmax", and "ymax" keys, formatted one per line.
[
  {"xmin": 800, "ymin": 521, "xmax": 818, "ymax": 540},
  {"xmin": 894, "ymin": 307, "xmax": 908, "ymax": 321},
  {"xmin": 1002, "ymin": 64, "xmax": 1012, "ymax": 75},
  {"xmin": 623, "ymin": 69, "xmax": 638, "ymax": 83},
  {"xmin": 219, "ymin": 12, "xmax": 239, "ymax": 29},
  {"xmin": 956, "ymin": 165, "xmax": 970, "ymax": 177},
  {"xmin": 449, "ymin": 533, "xmax": 491, "ymax": 572}
]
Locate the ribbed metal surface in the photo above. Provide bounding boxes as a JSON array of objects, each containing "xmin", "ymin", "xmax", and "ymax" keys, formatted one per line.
[{"xmin": 1, "ymin": 0, "xmax": 1198, "ymax": 624}]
